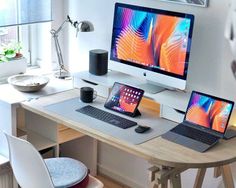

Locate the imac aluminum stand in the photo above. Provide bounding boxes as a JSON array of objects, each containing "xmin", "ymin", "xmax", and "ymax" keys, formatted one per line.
[{"xmin": 138, "ymin": 82, "xmax": 166, "ymax": 94}]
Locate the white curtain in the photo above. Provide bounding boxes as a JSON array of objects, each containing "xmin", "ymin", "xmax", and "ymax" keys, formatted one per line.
[{"xmin": 0, "ymin": 0, "xmax": 52, "ymax": 27}]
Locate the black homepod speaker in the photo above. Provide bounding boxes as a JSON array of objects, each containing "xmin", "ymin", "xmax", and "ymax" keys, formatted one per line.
[{"xmin": 89, "ymin": 49, "xmax": 108, "ymax": 75}]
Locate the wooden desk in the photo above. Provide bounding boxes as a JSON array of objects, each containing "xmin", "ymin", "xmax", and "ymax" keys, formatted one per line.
[{"xmin": 21, "ymin": 89, "xmax": 236, "ymax": 188}]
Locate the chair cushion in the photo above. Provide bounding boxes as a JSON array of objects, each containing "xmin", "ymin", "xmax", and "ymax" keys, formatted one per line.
[
  {"xmin": 44, "ymin": 157, "xmax": 88, "ymax": 188},
  {"xmin": 69, "ymin": 174, "xmax": 89, "ymax": 188}
]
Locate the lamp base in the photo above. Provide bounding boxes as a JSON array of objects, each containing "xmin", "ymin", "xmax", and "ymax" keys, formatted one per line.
[{"xmin": 54, "ymin": 70, "xmax": 70, "ymax": 79}]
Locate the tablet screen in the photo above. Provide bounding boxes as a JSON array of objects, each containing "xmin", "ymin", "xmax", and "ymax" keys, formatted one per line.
[{"xmin": 104, "ymin": 82, "xmax": 144, "ymax": 116}]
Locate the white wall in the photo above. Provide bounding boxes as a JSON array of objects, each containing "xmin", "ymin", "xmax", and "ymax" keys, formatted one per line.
[
  {"xmin": 62, "ymin": 0, "xmax": 236, "ymax": 187},
  {"xmin": 32, "ymin": 0, "xmax": 65, "ymax": 71},
  {"xmin": 50, "ymin": 0, "xmax": 66, "ymax": 70},
  {"xmin": 64, "ymin": 0, "xmax": 236, "ymax": 102}
]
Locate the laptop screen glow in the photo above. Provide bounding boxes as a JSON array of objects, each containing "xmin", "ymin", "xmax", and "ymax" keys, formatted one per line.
[{"xmin": 185, "ymin": 92, "xmax": 234, "ymax": 134}]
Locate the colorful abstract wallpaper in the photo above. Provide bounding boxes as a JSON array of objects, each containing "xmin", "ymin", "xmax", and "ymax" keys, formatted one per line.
[
  {"xmin": 186, "ymin": 93, "xmax": 233, "ymax": 133},
  {"xmin": 105, "ymin": 83, "xmax": 143, "ymax": 113},
  {"xmin": 111, "ymin": 7, "xmax": 192, "ymax": 76}
]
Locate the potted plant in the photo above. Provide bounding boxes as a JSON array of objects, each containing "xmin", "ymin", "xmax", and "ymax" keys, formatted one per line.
[{"xmin": 0, "ymin": 41, "xmax": 27, "ymax": 78}]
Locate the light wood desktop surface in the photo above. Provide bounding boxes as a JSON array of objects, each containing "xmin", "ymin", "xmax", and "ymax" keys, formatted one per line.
[{"xmin": 21, "ymin": 89, "xmax": 236, "ymax": 187}]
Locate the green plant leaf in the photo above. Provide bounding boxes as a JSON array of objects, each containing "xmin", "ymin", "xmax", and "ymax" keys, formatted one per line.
[
  {"xmin": 0, "ymin": 56, "xmax": 9, "ymax": 62},
  {"xmin": 4, "ymin": 49, "xmax": 16, "ymax": 58},
  {"xmin": 0, "ymin": 41, "xmax": 22, "ymax": 60}
]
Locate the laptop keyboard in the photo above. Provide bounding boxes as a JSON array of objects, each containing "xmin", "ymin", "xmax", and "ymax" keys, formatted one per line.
[
  {"xmin": 76, "ymin": 105, "xmax": 137, "ymax": 129},
  {"xmin": 171, "ymin": 124, "xmax": 219, "ymax": 145}
]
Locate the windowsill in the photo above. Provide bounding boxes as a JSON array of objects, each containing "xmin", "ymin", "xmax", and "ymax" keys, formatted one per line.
[
  {"xmin": 26, "ymin": 66, "xmax": 54, "ymax": 76},
  {"xmin": 0, "ymin": 66, "xmax": 73, "ymax": 85},
  {"xmin": 0, "ymin": 67, "xmax": 54, "ymax": 85}
]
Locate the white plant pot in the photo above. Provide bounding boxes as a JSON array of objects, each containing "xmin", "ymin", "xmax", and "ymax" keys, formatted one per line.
[{"xmin": 0, "ymin": 57, "xmax": 27, "ymax": 78}]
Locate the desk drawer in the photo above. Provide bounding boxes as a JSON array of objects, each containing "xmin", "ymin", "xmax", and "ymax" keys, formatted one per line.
[{"xmin": 73, "ymin": 78, "xmax": 111, "ymax": 98}]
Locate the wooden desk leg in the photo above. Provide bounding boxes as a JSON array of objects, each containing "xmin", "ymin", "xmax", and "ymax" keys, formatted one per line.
[
  {"xmin": 158, "ymin": 179, "xmax": 168, "ymax": 188},
  {"xmin": 148, "ymin": 166, "xmax": 168, "ymax": 188},
  {"xmin": 149, "ymin": 179, "xmax": 168, "ymax": 188},
  {"xmin": 148, "ymin": 165, "xmax": 184, "ymax": 188},
  {"xmin": 213, "ymin": 167, "xmax": 221, "ymax": 178},
  {"xmin": 170, "ymin": 174, "xmax": 181, "ymax": 188},
  {"xmin": 148, "ymin": 166, "xmax": 159, "ymax": 182},
  {"xmin": 221, "ymin": 165, "xmax": 235, "ymax": 188},
  {"xmin": 193, "ymin": 168, "xmax": 206, "ymax": 188}
]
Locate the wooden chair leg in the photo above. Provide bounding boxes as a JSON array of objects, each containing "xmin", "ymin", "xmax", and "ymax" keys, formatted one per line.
[
  {"xmin": 193, "ymin": 168, "xmax": 206, "ymax": 188},
  {"xmin": 221, "ymin": 165, "xmax": 235, "ymax": 188}
]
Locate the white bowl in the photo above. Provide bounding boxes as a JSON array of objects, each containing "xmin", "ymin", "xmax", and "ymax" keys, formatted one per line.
[{"xmin": 8, "ymin": 75, "xmax": 49, "ymax": 92}]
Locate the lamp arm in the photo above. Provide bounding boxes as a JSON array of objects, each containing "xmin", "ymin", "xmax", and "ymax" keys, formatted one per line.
[
  {"xmin": 50, "ymin": 16, "xmax": 72, "ymax": 76},
  {"xmin": 54, "ymin": 20, "xmax": 68, "ymax": 35},
  {"xmin": 52, "ymin": 15, "xmax": 73, "ymax": 36},
  {"xmin": 54, "ymin": 35, "xmax": 64, "ymax": 69}
]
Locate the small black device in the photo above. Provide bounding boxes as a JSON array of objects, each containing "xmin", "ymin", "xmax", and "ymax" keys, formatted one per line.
[
  {"xmin": 80, "ymin": 87, "xmax": 97, "ymax": 103},
  {"xmin": 135, "ymin": 125, "xmax": 150, "ymax": 133},
  {"xmin": 104, "ymin": 82, "xmax": 144, "ymax": 117},
  {"xmin": 76, "ymin": 105, "xmax": 137, "ymax": 129},
  {"xmin": 224, "ymin": 127, "xmax": 236, "ymax": 140},
  {"xmin": 89, "ymin": 49, "xmax": 108, "ymax": 75}
]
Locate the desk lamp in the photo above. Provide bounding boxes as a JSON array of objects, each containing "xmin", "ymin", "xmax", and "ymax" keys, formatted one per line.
[{"xmin": 50, "ymin": 15, "xmax": 94, "ymax": 79}]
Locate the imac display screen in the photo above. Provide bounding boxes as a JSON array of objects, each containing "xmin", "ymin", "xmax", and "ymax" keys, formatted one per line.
[{"xmin": 110, "ymin": 3, "xmax": 194, "ymax": 79}]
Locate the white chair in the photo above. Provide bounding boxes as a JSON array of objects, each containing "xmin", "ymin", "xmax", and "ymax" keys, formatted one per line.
[{"xmin": 3, "ymin": 132, "xmax": 103, "ymax": 188}]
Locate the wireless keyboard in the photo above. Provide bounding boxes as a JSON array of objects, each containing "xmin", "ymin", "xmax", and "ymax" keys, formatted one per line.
[{"xmin": 76, "ymin": 105, "xmax": 137, "ymax": 129}]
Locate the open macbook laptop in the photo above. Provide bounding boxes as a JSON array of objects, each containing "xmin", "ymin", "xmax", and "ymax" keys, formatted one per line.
[{"xmin": 162, "ymin": 91, "xmax": 234, "ymax": 152}]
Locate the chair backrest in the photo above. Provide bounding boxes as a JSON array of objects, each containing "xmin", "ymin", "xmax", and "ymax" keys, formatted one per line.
[{"xmin": 4, "ymin": 133, "xmax": 55, "ymax": 188}]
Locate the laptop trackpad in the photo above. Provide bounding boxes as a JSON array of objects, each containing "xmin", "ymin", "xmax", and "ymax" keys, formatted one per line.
[{"xmin": 162, "ymin": 132, "xmax": 210, "ymax": 152}]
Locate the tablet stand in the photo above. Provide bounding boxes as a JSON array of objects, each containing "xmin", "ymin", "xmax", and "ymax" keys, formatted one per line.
[{"xmin": 134, "ymin": 109, "xmax": 141, "ymax": 117}]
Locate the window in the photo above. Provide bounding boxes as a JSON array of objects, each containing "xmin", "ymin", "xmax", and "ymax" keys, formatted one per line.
[
  {"xmin": 0, "ymin": 26, "xmax": 31, "ymax": 65},
  {"xmin": 0, "ymin": 0, "xmax": 52, "ymax": 27},
  {"xmin": 0, "ymin": 27, "xmax": 18, "ymax": 45},
  {"xmin": 0, "ymin": 0, "xmax": 52, "ymax": 69}
]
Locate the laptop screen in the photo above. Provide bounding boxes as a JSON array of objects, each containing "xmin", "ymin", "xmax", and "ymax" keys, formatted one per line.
[{"xmin": 184, "ymin": 91, "xmax": 234, "ymax": 134}]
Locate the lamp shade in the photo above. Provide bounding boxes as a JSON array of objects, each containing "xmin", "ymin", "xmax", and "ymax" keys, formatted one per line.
[
  {"xmin": 0, "ymin": 0, "xmax": 52, "ymax": 27},
  {"xmin": 77, "ymin": 21, "xmax": 94, "ymax": 32}
]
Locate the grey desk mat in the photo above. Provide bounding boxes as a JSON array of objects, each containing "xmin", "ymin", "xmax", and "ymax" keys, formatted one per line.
[{"xmin": 45, "ymin": 98, "xmax": 177, "ymax": 145}]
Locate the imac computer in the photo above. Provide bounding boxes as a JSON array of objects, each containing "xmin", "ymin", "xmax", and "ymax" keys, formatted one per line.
[{"xmin": 109, "ymin": 3, "xmax": 195, "ymax": 93}]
